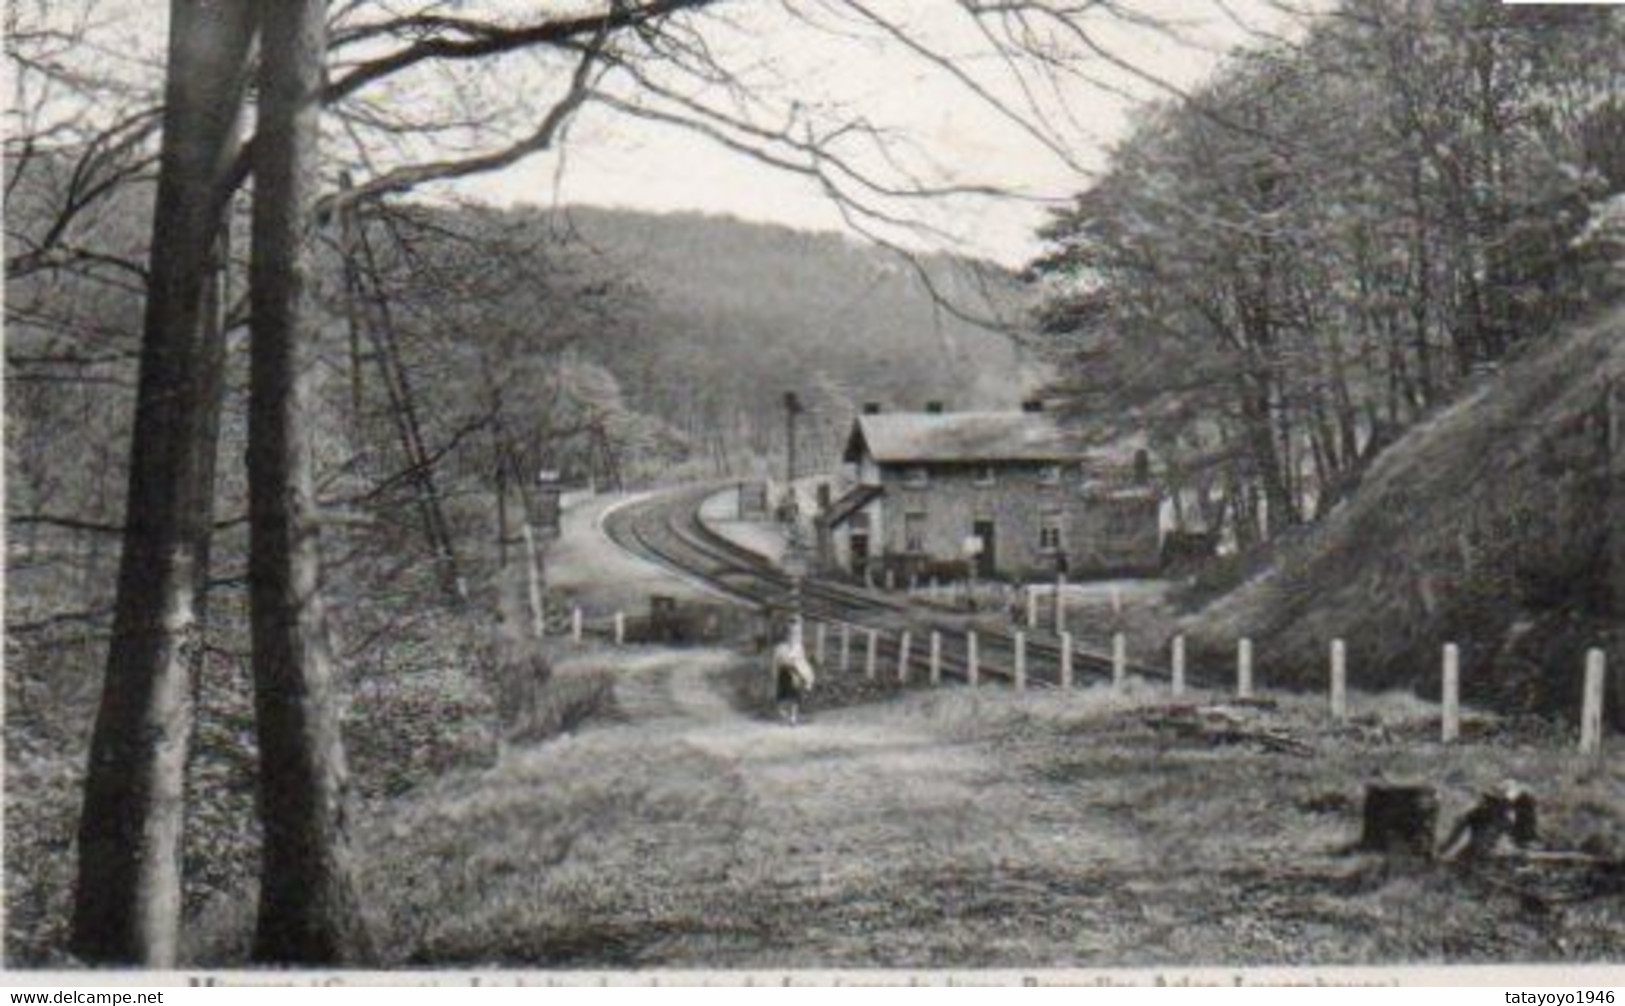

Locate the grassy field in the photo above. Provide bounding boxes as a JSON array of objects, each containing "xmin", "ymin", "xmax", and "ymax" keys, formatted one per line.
[{"xmin": 332, "ymin": 646, "xmax": 1623, "ymax": 969}]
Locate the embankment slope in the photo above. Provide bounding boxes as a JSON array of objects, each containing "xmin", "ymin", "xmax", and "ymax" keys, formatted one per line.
[{"xmin": 1185, "ymin": 302, "xmax": 1623, "ymax": 723}]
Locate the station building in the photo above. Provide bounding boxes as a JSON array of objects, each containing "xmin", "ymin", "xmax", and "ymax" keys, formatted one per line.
[{"xmin": 821, "ymin": 402, "xmax": 1161, "ymax": 583}]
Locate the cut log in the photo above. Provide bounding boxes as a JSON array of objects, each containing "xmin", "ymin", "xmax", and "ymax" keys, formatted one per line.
[
  {"xmin": 1138, "ymin": 705, "xmax": 1313, "ymax": 756},
  {"xmin": 1359, "ymin": 783, "xmax": 1438, "ymax": 859}
]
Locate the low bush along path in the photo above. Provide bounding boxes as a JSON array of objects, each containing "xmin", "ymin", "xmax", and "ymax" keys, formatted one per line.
[{"xmin": 358, "ymin": 645, "xmax": 1624, "ymax": 969}]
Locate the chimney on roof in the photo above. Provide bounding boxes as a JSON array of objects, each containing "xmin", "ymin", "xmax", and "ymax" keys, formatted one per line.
[
  {"xmin": 862, "ymin": 402, "xmax": 883, "ymax": 415},
  {"xmin": 1021, "ymin": 398, "xmax": 1045, "ymax": 413},
  {"xmin": 925, "ymin": 401, "xmax": 944, "ymax": 414}
]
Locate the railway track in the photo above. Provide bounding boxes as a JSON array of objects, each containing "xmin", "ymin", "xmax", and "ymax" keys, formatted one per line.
[{"xmin": 601, "ymin": 484, "xmax": 1175, "ymax": 690}]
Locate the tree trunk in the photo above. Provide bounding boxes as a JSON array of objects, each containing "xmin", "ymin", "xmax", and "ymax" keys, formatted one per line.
[
  {"xmin": 70, "ymin": 0, "xmax": 254, "ymax": 966},
  {"xmin": 1240, "ymin": 376, "xmax": 1292, "ymax": 539},
  {"xmin": 1359, "ymin": 783, "xmax": 1438, "ymax": 860},
  {"xmin": 1306, "ymin": 408, "xmax": 1335, "ymax": 519},
  {"xmin": 495, "ymin": 447, "xmax": 511, "ymax": 575},
  {"xmin": 247, "ymin": 0, "xmax": 374, "ymax": 965},
  {"xmin": 185, "ymin": 222, "xmax": 233, "ymax": 794},
  {"xmin": 1407, "ymin": 155, "xmax": 1437, "ymax": 406},
  {"xmin": 521, "ymin": 521, "xmax": 548, "ymax": 642}
]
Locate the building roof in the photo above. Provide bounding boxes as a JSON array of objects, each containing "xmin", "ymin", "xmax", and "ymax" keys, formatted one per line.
[{"xmin": 843, "ymin": 411, "xmax": 1090, "ymax": 465}]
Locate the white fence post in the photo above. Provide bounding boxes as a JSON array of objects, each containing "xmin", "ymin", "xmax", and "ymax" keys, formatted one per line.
[
  {"xmin": 1014, "ymin": 630, "xmax": 1027, "ymax": 690},
  {"xmin": 1060, "ymin": 632, "xmax": 1074, "ymax": 689},
  {"xmin": 1171, "ymin": 635, "xmax": 1186, "ymax": 698},
  {"xmin": 898, "ymin": 631, "xmax": 913, "ymax": 683},
  {"xmin": 1054, "ymin": 575, "xmax": 1068, "ymax": 634},
  {"xmin": 571, "ymin": 606, "xmax": 583, "ymax": 645},
  {"xmin": 1112, "ymin": 632, "xmax": 1127, "ymax": 692},
  {"xmin": 815, "ymin": 622, "xmax": 827, "ymax": 666},
  {"xmin": 866, "ymin": 629, "xmax": 879, "ymax": 680},
  {"xmin": 967, "ymin": 631, "xmax": 979, "ymax": 686},
  {"xmin": 614, "ymin": 611, "xmax": 625, "ymax": 646},
  {"xmin": 1110, "ymin": 584, "xmax": 1123, "ymax": 617},
  {"xmin": 1442, "ymin": 643, "xmax": 1460, "ymax": 743},
  {"xmin": 1330, "ymin": 638, "xmax": 1348, "ymax": 722},
  {"xmin": 841, "ymin": 622, "xmax": 852, "ymax": 672},
  {"xmin": 1581, "ymin": 648, "xmax": 1606, "ymax": 756},
  {"xmin": 1237, "ymin": 637, "xmax": 1254, "ymax": 699},
  {"xmin": 521, "ymin": 522, "xmax": 546, "ymax": 642},
  {"xmin": 1026, "ymin": 587, "xmax": 1039, "ymax": 629},
  {"xmin": 930, "ymin": 631, "xmax": 942, "ymax": 686}
]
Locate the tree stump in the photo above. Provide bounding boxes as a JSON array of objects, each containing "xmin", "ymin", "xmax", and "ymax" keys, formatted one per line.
[
  {"xmin": 649, "ymin": 594, "xmax": 679, "ymax": 643},
  {"xmin": 1359, "ymin": 783, "xmax": 1439, "ymax": 859},
  {"xmin": 1440, "ymin": 786, "xmax": 1540, "ymax": 861},
  {"xmin": 1509, "ymin": 791, "xmax": 1539, "ymax": 847}
]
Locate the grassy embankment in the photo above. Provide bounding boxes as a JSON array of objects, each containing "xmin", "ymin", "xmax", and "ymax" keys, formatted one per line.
[{"xmin": 1183, "ymin": 302, "xmax": 1623, "ymax": 725}]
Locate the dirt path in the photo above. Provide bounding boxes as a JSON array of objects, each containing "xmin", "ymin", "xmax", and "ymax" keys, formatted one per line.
[
  {"xmin": 633, "ymin": 650, "xmax": 1069, "ymax": 886},
  {"xmin": 363, "ymin": 646, "xmax": 1148, "ymax": 968}
]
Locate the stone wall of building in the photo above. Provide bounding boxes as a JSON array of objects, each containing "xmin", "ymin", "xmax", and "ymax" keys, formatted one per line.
[
  {"xmin": 825, "ymin": 460, "xmax": 1163, "ymax": 583},
  {"xmin": 877, "ymin": 462, "xmax": 1070, "ymax": 580}
]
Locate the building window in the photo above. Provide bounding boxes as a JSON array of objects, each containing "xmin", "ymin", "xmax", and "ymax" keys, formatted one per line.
[
  {"xmin": 904, "ymin": 465, "xmax": 929, "ymax": 487},
  {"xmin": 1039, "ymin": 509, "xmax": 1064, "ymax": 552},
  {"xmin": 975, "ymin": 464, "xmax": 996, "ymax": 486},
  {"xmin": 1038, "ymin": 464, "xmax": 1063, "ymax": 485},
  {"xmin": 905, "ymin": 511, "xmax": 927, "ymax": 553}
]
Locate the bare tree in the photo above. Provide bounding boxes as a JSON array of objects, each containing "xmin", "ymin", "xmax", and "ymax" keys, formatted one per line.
[
  {"xmin": 246, "ymin": 0, "xmax": 376, "ymax": 963},
  {"xmin": 69, "ymin": 0, "xmax": 254, "ymax": 967}
]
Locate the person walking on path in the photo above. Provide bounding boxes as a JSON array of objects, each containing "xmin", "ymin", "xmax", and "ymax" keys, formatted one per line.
[{"xmin": 772, "ymin": 617, "xmax": 816, "ymax": 725}]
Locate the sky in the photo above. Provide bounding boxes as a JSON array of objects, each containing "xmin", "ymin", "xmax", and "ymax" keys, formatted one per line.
[
  {"xmin": 443, "ymin": 0, "xmax": 1312, "ymax": 265},
  {"xmin": 27, "ymin": 0, "xmax": 1314, "ymax": 267}
]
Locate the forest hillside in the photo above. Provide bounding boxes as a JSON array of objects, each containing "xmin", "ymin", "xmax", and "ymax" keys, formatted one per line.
[
  {"xmin": 551, "ymin": 205, "xmax": 1038, "ymax": 479},
  {"xmin": 1183, "ymin": 298, "xmax": 1623, "ymax": 725}
]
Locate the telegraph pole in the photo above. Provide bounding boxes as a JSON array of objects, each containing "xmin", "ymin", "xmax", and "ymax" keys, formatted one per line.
[
  {"xmin": 784, "ymin": 390, "xmax": 803, "ymax": 487},
  {"xmin": 783, "ymin": 391, "xmax": 808, "ymax": 630},
  {"xmin": 1609, "ymin": 375, "xmax": 1624, "ymax": 729}
]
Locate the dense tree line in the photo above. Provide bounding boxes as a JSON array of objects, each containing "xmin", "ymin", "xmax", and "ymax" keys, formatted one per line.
[{"xmin": 1031, "ymin": 0, "xmax": 1624, "ymax": 549}]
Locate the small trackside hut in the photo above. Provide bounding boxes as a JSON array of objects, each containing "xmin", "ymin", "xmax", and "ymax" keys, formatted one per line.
[{"xmin": 821, "ymin": 401, "xmax": 1161, "ymax": 584}]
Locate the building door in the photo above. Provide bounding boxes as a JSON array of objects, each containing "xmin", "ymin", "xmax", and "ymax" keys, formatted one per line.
[
  {"xmin": 850, "ymin": 533, "xmax": 870, "ymax": 579},
  {"xmin": 972, "ymin": 519, "xmax": 996, "ymax": 579}
]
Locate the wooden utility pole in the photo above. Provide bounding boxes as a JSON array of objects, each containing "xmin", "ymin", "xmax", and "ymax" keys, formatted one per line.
[
  {"xmin": 784, "ymin": 391, "xmax": 803, "ymax": 488},
  {"xmin": 336, "ymin": 172, "xmax": 367, "ymax": 425},
  {"xmin": 1608, "ymin": 375, "xmax": 1624, "ymax": 729},
  {"xmin": 350, "ymin": 209, "xmax": 466, "ymax": 604}
]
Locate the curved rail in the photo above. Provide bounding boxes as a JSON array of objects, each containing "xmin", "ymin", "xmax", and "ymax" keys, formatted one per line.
[{"xmin": 602, "ymin": 484, "xmax": 1176, "ymax": 689}]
